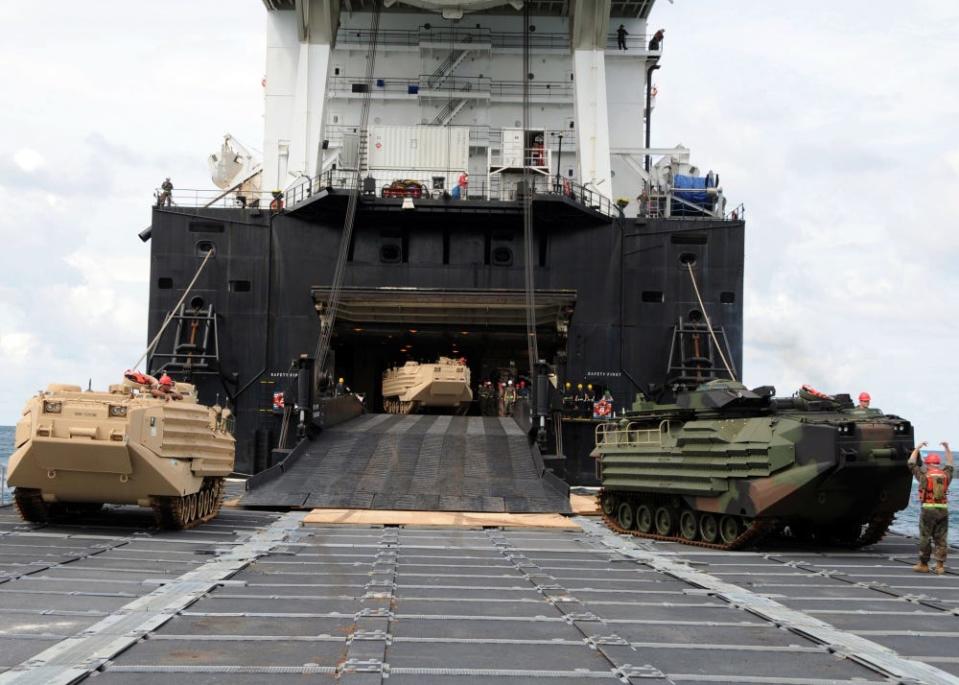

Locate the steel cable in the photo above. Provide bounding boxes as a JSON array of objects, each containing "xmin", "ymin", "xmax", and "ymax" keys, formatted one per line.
[
  {"xmin": 313, "ymin": 1, "xmax": 382, "ymax": 380},
  {"xmin": 685, "ymin": 262, "xmax": 736, "ymax": 381},
  {"xmin": 521, "ymin": 3, "xmax": 539, "ymax": 376},
  {"xmin": 134, "ymin": 247, "xmax": 215, "ymax": 371}
]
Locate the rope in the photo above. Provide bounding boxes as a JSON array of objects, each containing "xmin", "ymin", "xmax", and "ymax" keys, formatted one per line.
[
  {"xmin": 521, "ymin": 3, "xmax": 539, "ymax": 375},
  {"xmin": 313, "ymin": 1, "xmax": 382, "ymax": 379},
  {"xmin": 685, "ymin": 263, "xmax": 736, "ymax": 381},
  {"xmin": 133, "ymin": 247, "xmax": 215, "ymax": 371}
]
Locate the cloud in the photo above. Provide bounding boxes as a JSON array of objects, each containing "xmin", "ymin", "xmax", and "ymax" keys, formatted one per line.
[
  {"xmin": 0, "ymin": 1, "xmax": 265, "ymax": 421},
  {"xmin": 13, "ymin": 148, "xmax": 44, "ymax": 173},
  {"xmin": 650, "ymin": 0, "xmax": 959, "ymax": 440}
]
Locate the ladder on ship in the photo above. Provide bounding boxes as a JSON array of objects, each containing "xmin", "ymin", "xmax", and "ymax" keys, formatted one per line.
[
  {"xmin": 666, "ymin": 317, "xmax": 737, "ymax": 386},
  {"xmin": 150, "ymin": 303, "xmax": 220, "ymax": 375}
]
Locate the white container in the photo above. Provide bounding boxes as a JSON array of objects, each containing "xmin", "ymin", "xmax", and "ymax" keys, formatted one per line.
[
  {"xmin": 501, "ymin": 128, "xmax": 524, "ymax": 167},
  {"xmin": 367, "ymin": 125, "xmax": 469, "ymax": 172}
]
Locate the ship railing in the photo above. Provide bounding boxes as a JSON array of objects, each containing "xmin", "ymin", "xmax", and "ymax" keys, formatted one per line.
[
  {"xmin": 327, "ymin": 75, "xmax": 573, "ymax": 100},
  {"xmin": 152, "ymin": 188, "xmax": 278, "ymax": 211},
  {"xmin": 336, "ymin": 26, "xmax": 655, "ymax": 53},
  {"xmin": 595, "ymin": 420, "xmax": 670, "ymax": 448},
  {"xmin": 637, "ymin": 188, "xmax": 744, "ymax": 222},
  {"xmin": 155, "ymin": 178, "xmax": 616, "ymax": 218},
  {"xmin": 286, "ymin": 171, "xmax": 617, "ymax": 217}
]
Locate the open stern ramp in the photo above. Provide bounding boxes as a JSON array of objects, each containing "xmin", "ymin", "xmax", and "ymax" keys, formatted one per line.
[{"xmin": 241, "ymin": 414, "xmax": 571, "ymax": 513}]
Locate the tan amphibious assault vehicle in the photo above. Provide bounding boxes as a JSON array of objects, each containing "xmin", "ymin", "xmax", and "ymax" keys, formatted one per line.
[
  {"xmin": 382, "ymin": 357, "xmax": 473, "ymax": 414},
  {"xmin": 7, "ymin": 376, "xmax": 235, "ymax": 529}
]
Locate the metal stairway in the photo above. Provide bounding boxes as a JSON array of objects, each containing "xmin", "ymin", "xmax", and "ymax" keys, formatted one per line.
[
  {"xmin": 430, "ymin": 83, "xmax": 472, "ymax": 125},
  {"xmin": 241, "ymin": 414, "xmax": 571, "ymax": 513},
  {"xmin": 426, "ymin": 36, "xmax": 473, "ymax": 89}
]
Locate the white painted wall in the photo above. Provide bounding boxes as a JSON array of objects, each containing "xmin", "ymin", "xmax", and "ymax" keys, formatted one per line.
[{"xmin": 263, "ymin": 6, "xmax": 657, "ymax": 198}]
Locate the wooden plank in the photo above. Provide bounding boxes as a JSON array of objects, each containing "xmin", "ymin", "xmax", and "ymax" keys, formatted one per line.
[
  {"xmin": 302, "ymin": 508, "xmax": 581, "ymax": 529},
  {"xmin": 569, "ymin": 492, "xmax": 601, "ymax": 516}
]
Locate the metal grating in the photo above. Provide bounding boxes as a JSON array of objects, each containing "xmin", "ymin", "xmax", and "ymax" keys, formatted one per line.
[{"xmin": 3, "ymin": 501, "xmax": 959, "ymax": 684}]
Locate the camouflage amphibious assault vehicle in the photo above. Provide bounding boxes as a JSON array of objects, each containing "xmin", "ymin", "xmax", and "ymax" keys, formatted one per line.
[
  {"xmin": 593, "ymin": 381, "xmax": 914, "ymax": 549},
  {"xmin": 7, "ymin": 380, "xmax": 235, "ymax": 529},
  {"xmin": 382, "ymin": 357, "xmax": 472, "ymax": 414}
]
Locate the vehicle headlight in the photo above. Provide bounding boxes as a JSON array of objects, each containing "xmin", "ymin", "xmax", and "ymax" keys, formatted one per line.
[
  {"xmin": 43, "ymin": 401, "xmax": 62, "ymax": 414},
  {"xmin": 109, "ymin": 405, "xmax": 128, "ymax": 418}
]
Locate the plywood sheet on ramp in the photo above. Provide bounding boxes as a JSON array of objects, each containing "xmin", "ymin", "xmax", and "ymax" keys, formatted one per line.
[
  {"xmin": 240, "ymin": 414, "xmax": 571, "ymax": 513},
  {"xmin": 302, "ymin": 509, "xmax": 579, "ymax": 529}
]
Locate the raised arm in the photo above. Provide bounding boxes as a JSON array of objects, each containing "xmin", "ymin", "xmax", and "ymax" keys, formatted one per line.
[
  {"xmin": 909, "ymin": 440, "xmax": 928, "ymax": 465},
  {"xmin": 943, "ymin": 441, "xmax": 953, "ymax": 466}
]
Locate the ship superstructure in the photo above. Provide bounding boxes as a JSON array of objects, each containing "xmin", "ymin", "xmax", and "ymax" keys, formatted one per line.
[{"xmin": 145, "ymin": 0, "xmax": 743, "ymax": 490}]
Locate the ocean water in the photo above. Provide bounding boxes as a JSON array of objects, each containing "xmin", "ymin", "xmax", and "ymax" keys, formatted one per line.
[
  {"xmin": 0, "ymin": 425, "xmax": 13, "ymax": 504},
  {"xmin": 891, "ymin": 497, "xmax": 959, "ymax": 545}
]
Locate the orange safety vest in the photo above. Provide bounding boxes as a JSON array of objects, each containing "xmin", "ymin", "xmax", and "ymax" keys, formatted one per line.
[{"xmin": 919, "ymin": 466, "xmax": 950, "ymax": 507}]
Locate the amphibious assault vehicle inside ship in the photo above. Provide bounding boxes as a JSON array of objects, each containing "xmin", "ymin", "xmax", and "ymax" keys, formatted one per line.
[{"xmin": 381, "ymin": 357, "xmax": 472, "ymax": 414}]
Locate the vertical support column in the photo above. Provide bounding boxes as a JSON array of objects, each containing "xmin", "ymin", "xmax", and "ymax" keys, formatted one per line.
[
  {"xmin": 572, "ymin": 49, "xmax": 612, "ymax": 198},
  {"xmin": 263, "ymin": 0, "xmax": 339, "ymax": 192},
  {"xmin": 263, "ymin": 11, "xmax": 299, "ymax": 192},
  {"xmin": 290, "ymin": 41, "xmax": 332, "ymax": 181},
  {"xmin": 570, "ymin": 0, "xmax": 612, "ymax": 200}
]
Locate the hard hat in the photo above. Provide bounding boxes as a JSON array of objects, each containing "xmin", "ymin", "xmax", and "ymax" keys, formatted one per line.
[
  {"xmin": 565, "ymin": 381, "xmax": 571, "ymax": 388},
  {"xmin": 859, "ymin": 392, "xmax": 871, "ymax": 403},
  {"xmin": 926, "ymin": 454, "xmax": 942, "ymax": 465},
  {"xmin": 577, "ymin": 383, "xmax": 583, "ymax": 390},
  {"xmin": 587, "ymin": 384, "xmax": 593, "ymax": 390},
  {"xmin": 508, "ymin": 379, "xmax": 513, "ymax": 385},
  {"xmin": 159, "ymin": 374, "xmax": 173, "ymax": 387},
  {"xmin": 338, "ymin": 377, "xmax": 344, "ymax": 384}
]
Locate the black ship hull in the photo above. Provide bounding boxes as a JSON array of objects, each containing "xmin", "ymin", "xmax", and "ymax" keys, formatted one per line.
[{"xmin": 146, "ymin": 198, "xmax": 744, "ymax": 482}]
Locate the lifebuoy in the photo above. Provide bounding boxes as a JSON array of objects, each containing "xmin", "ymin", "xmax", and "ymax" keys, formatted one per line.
[{"xmin": 593, "ymin": 400, "xmax": 612, "ymax": 418}]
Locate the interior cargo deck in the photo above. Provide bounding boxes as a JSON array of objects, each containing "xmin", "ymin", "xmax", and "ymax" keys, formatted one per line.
[
  {"xmin": 241, "ymin": 414, "xmax": 571, "ymax": 514},
  {"xmin": 1, "ymin": 504, "xmax": 958, "ymax": 684}
]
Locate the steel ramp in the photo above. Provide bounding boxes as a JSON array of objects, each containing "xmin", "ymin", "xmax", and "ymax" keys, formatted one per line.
[{"xmin": 240, "ymin": 414, "xmax": 571, "ymax": 513}]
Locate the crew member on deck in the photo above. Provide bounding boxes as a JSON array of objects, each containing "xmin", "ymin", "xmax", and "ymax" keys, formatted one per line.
[
  {"xmin": 157, "ymin": 177, "xmax": 173, "ymax": 207},
  {"xmin": 270, "ymin": 190, "xmax": 284, "ymax": 213},
  {"xmin": 151, "ymin": 374, "xmax": 183, "ymax": 401},
  {"xmin": 457, "ymin": 171, "xmax": 469, "ymax": 200},
  {"xmin": 909, "ymin": 441, "xmax": 954, "ymax": 575},
  {"xmin": 858, "ymin": 392, "xmax": 871, "ymax": 409},
  {"xmin": 648, "ymin": 28, "xmax": 664, "ymax": 51},
  {"xmin": 616, "ymin": 24, "xmax": 628, "ymax": 50}
]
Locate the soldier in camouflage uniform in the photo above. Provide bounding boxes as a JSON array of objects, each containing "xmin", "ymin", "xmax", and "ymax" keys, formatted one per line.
[{"xmin": 908, "ymin": 441, "xmax": 953, "ymax": 574}]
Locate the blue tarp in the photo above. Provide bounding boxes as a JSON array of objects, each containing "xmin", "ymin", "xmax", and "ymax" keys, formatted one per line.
[{"xmin": 673, "ymin": 174, "xmax": 709, "ymax": 204}]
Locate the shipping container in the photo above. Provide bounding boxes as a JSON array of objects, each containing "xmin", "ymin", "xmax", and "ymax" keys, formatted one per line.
[{"xmin": 367, "ymin": 125, "xmax": 470, "ymax": 172}]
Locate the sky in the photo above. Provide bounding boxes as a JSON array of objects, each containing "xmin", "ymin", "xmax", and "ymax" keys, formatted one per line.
[{"xmin": 0, "ymin": 1, "xmax": 957, "ymax": 442}]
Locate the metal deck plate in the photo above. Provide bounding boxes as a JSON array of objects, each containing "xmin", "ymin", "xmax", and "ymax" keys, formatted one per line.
[
  {"xmin": 3, "ymin": 504, "xmax": 959, "ymax": 684},
  {"xmin": 241, "ymin": 415, "xmax": 571, "ymax": 513}
]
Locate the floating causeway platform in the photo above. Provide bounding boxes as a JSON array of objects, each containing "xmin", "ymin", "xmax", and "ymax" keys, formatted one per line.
[
  {"xmin": 241, "ymin": 414, "xmax": 571, "ymax": 514},
  {"xmin": 2, "ymin": 503, "xmax": 959, "ymax": 684}
]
